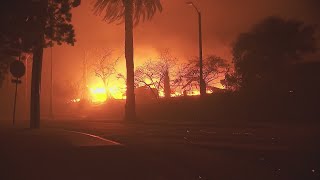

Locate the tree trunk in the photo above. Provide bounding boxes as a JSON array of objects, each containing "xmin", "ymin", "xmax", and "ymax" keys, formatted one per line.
[
  {"xmin": 30, "ymin": 0, "xmax": 48, "ymax": 128},
  {"xmin": 124, "ymin": 0, "xmax": 136, "ymax": 120},
  {"xmin": 103, "ymin": 79, "xmax": 113, "ymax": 99},
  {"xmin": 164, "ymin": 70, "xmax": 171, "ymax": 98},
  {"xmin": 30, "ymin": 45, "xmax": 43, "ymax": 129}
]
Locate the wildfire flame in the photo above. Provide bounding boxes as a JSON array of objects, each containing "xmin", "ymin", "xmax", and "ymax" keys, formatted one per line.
[
  {"xmin": 89, "ymin": 87, "xmax": 107, "ymax": 103},
  {"xmin": 87, "ymin": 81, "xmax": 126, "ymax": 103},
  {"xmin": 70, "ymin": 98, "xmax": 81, "ymax": 103},
  {"xmin": 69, "ymin": 78, "xmax": 224, "ymax": 104}
]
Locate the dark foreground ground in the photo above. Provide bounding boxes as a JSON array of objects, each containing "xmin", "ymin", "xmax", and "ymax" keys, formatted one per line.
[{"xmin": 1, "ymin": 119, "xmax": 320, "ymax": 180}]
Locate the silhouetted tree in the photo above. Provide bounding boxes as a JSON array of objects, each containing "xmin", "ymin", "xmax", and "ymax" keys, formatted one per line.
[
  {"xmin": 31, "ymin": 0, "xmax": 80, "ymax": 128},
  {"xmin": 134, "ymin": 50, "xmax": 177, "ymax": 98},
  {"xmin": 232, "ymin": 16, "xmax": 317, "ymax": 92},
  {"xmin": 176, "ymin": 55, "xmax": 228, "ymax": 93},
  {"xmin": 0, "ymin": 56, "xmax": 15, "ymax": 87},
  {"xmin": 163, "ymin": 71, "xmax": 170, "ymax": 98},
  {"xmin": 93, "ymin": 0, "xmax": 162, "ymax": 120},
  {"xmin": 158, "ymin": 49, "xmax": 177, "ymax": 98},
  {"xmin": 134, "ymin": 60, "xmax": 162, "ymax": 99},
  {"xmin": 0, "ymin": 0, "xmax": 80, "ymax": 128},
  {"xmin": 0, "ymin": 1, "xmax": 28, "ymax": 87},
  {"xmin": 220, "ymin": 69, "xmax": 242, "ymax": 91},
  {"xmin": 91, "ymin": 49, "xmax": 120, "ymax": 99}
]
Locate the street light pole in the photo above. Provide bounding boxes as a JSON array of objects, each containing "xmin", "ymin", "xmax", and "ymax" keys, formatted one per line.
[
  {"xmin": 49, "ymin": 46, "xmax": 53, "ymax": 120},
  {"xmin": 187, "ymin": 2, "xmax": 206, "ymax": 97}
]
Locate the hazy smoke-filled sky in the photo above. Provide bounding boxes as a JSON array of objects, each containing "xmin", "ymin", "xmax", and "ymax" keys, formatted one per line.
[
  {"xmin": 1, "ymin": 0, "xmax": 319, "ymax": 119},
  {"xmin": 44, "ymin": 0, "xmax": 320, "ymax": 85}
]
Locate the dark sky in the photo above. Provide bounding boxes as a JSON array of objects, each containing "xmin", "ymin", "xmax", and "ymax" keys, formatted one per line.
[{"xmin": 44, "ymin": 0, "xmax": 320, "ymax": 85}]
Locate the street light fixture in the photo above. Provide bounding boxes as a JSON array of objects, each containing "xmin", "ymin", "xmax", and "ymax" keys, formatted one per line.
[{"xmin": 186, "ymin": 1, "xmax": 206, "ymax": 97}]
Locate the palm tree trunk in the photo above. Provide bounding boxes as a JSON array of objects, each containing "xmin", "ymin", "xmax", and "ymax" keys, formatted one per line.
[{"xmin": 124, "ymin": 0, "xmax": 136, "ymax": 120}]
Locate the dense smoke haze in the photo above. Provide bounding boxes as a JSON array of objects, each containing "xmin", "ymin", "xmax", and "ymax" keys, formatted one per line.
[
  {"xmin": 1, "ymin": 0, "xmax": 319, "ymax": 119},
  {"xmin": 47, "ymin": 0, "xmax": 320, "ymax": 83}
]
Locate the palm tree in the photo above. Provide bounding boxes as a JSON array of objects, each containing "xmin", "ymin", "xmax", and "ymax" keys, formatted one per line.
[{"xmin": 93, "ymin": 0, "xmax": 162, "ymax": 120}]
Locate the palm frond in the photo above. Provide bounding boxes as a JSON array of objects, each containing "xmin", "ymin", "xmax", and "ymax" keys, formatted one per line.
[{"xmin": 93, "ymin": 0, "xmax": 162, "ymax": 25}]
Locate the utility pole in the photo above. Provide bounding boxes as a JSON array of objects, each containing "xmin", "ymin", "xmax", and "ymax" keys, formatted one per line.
[
  {"xmin": 81, "ymin": 48, "xmax": 88, "ymax": 100},
  {"xmin": 49, "ymin": 46, "xmax": 53, "ymax": 119},
  {"xmin": 25, "ymin": 54, "xmax": 29, "ymax": 120}
]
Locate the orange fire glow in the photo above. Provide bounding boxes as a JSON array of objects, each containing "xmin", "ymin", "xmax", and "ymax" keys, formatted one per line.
[
  {"xmin": 87, "ymin": 80, "xmax": 126, "ymax": 103},
  {"xmin": 70, "ymin": 98, "xmax": 81, "ymax": 103},
  {"xmin": 89, "ymin": 87, "xmax": 107, "ymax": 103},
  {"xmin": 86, "ymin": 83, "xmax": 222, "ymax": 102}
]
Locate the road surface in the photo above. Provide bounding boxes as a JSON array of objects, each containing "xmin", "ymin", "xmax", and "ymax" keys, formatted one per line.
[{"xmin": 1, "ymin": 120, "xmax": 320, "ymax": 180}]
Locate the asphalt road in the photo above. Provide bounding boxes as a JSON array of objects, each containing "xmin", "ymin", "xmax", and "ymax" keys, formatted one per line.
[{"xmin": 1, "ymin": 120, "xmax": 320, "ymax": 180}]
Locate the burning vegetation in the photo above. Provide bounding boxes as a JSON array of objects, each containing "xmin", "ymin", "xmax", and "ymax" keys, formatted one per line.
[{"xmin": 65, "ymin": 49, "xmax": 228, "ymax": 105}]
